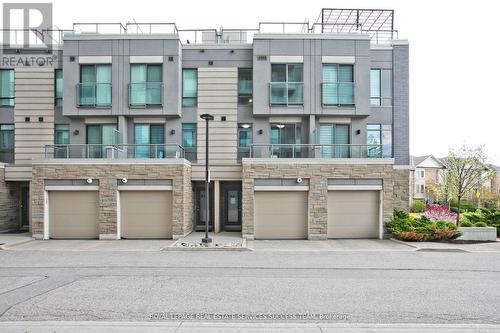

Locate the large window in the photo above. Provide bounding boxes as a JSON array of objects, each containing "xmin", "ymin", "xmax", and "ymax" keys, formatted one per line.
[
  {"xmin": 86, "ymin": 124, "xmax": 117, "ymax": 158},
  {"xmin": 55, "ymin": 69, "xmax": 63, "ymax": 107},
  {"xmin": 322, "ymin": 64, "xmax": 354, "ymax": 106},
  {"xmin": 238, "ymin": 68, "xmax": 252, "ymax": 105},
  {"xmin": 182, "ymin": 123, "xmax": 197, "ymax": 162},
  {"xmin": 270, "ymin": 64, "xmax": 303, "ymax": 105},
  {"xmin": 182, "ymin": 69, "xmax": 197, "ymax": 107},
  {"xmin": 0, "ymin": 70, "xmax": 14, "ymax": 107},
  {"xmin": 370, "ymin": 69, "xmax": 392, "ymax": 106},
  {"xmin": 78, "ymin": 64, "xmax": 112, "ymax": 107},
  {"xmin": 367, "ymin": 124, "xmax": 392, "ymax": 158},
  {"xmin": 0, "ymin": 124, "xmax": 14, "ymax": 163},
  {"xmin": 134, "ymin": 124, "xmax": 165, "ymax": 158},
  {"xmin": 319, "ymin": 123, "xmax": 350, "ymax": 157},
  {"xmin": 237, "ymin": 123, "xmax": 252, "ymax": 161},
  {"xmin": 130, "ymin": 64, "xmax": 162, "ymax": 107}
]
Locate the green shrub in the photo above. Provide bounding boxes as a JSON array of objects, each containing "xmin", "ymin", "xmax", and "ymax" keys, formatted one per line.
[
  {"xmin": 460, "ymin": 221, "xmax": 473, "ymax": 227},
  {"xmin": 386, "ymin": 211, "xmax": 461, "ymax": 242},
  {"xmin": 474, "ymin": 222, "xmax": 488, "ymax": 227},
  {"xmin": 393, "ymin": 210, "xmax": 409, "ymax": 220},
  {"xmin": 411, "ymin": 200, "xmax": 425, "ymax": 213}
]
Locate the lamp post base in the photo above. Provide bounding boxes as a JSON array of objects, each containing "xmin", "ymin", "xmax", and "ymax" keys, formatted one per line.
[{"xmin": 201, "ymin": 237, "xmax": 212, "ymax": 244}]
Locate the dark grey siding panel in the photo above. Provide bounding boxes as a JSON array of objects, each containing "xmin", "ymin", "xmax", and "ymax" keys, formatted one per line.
[{"xmin": 392, "ymin": 43, "xmax": 410, "ymax": 165}]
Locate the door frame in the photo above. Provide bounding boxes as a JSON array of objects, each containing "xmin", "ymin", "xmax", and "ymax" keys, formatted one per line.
[
  {"xmin": 20, "ymin": 185, "xmax": 30, "ymax": 230},
  {"xmin": 222, "ymin": 184, "xmax": 242, "ymax": 231},
  {"xmin": 193, "ymin": 183, "xmax": 214, "ymax": 231}
]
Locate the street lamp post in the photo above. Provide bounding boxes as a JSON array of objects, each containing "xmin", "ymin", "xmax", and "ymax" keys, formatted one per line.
[{"xmin": 200, "ymin": 113, "xmax": 214, "ymax": 244}]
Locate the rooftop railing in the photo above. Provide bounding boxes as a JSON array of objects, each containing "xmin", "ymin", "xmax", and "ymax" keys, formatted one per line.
[
  {"xmin": 0, "ymin": 9, "xmax": 398, "ymax": 47},
  {"xmin": 44, "ymin": 144, "xmax": 184, "ymax": 160},
  {"xmin": 249, "ymin": 144, "xmax": 386, "ymax": 159},
  {"xmin": 0, "ymin": 28, "xmax": 71, "ymax": 46}
]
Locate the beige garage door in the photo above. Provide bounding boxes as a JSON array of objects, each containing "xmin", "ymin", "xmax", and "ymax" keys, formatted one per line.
[
  {"xmin": 120, "ymin": 191, "xmax": 172, "ymax": 239},
  {"xmin": 49, "ymin": 191, "xmax": 99, "ymax": 239},
  {"xmin": 254, "ymin": 191, "xmax": 308, "ymax": 239},
  {"xmin": 328, "ymin": 190, "xmax": 380, "ymax": 238}
]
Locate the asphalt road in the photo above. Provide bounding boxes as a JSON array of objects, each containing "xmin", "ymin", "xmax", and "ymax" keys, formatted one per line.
[{"xmin": 0, "ymin": 249, "xmax": 499, "ymax": 326}]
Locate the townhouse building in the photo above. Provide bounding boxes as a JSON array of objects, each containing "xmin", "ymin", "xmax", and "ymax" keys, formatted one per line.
[
  {"xmin": 411, "ymin": 155, "xmax": 446, "ymax": 203},
  {"xmin": 0, "ymin": 8, "xmax": 411, "ymax": 240}
]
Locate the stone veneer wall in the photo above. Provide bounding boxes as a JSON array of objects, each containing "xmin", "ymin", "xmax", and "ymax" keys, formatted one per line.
[
  {"xmin": 242, "ymin": 161, "xmax": 410, "ymax": 240},
  {"xmin": 0, "ymin": 164, "xmax": 19, "ymax": 231},
  {"xmin": 31, "ymin": 162, "xmax": 192, "ymax": 240}
]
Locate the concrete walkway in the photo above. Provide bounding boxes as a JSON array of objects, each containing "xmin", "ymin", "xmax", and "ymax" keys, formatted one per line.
[
  {"xmin": 0, "ymin": 321, "xmax": 499, "ymax": 332},
  {"xmin": 3, "ymin": 232, "xmax": 499, "ymax": 253},
  {"xmin": 0, "ymin": 232, "xmax": 33, "ymax": 250}
]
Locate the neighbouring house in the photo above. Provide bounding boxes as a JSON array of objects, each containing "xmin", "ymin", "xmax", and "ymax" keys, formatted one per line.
[
  {"xmin": 0, "ymin": 8, "xmax": 411, "ymax": 240},
  {"xmin": 411, "ymin": 155, "xmax": 446, "ymax": 203},
  {"xmin": 486, "ymin": 164, "xmax": 500, "ymax": 194}
]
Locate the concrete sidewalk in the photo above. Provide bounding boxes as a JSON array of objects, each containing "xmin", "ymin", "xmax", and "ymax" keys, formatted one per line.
[{"xmin": 0, "ymin": 321, "xmax": 499, "ymax": 332}]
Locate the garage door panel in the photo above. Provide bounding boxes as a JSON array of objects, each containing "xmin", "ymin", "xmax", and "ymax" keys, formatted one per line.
[
  {"xmin": 255, "ymin": 191, "xmax": 308, "ymax": 239},
  {"xmin": 328, "ymin": 190, "xmax": 379, "ymax": 239},
  {"xmin": 120, "ymin": 191, "xmax": 172, "ymax": 239},
  {"xmin": 49, "ymin": 191, "xmax": 99, "ymax": 239}
]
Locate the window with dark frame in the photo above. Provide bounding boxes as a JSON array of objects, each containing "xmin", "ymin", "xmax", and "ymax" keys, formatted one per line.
[
  {"xmin": 182, "ymin": 69, "xmax": 198, "ymax": 107},
  {"xmin": 0, "ymin": 70, "xmax": 14, "ymax": 107},
  {"xmin": 238, "ymin": 68, "xmax": 253, "ymax": 105},
  {"xmin": 370, "ymin": 68, "xmax": 392, "ymax": 106}
]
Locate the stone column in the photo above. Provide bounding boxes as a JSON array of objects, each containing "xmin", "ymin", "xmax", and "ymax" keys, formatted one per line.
[{"xmin": 99, "ymin": 178, "xmax": 118, "ymax": 240}]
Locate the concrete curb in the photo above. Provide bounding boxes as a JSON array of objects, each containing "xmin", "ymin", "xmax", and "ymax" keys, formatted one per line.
[
  {"xmin": 389, "ymin": 238, "xmax": 418, "ymax": 249},
  {"xmin": 389, "ymin": 238, "xmax": 471, "ymax": 253}
]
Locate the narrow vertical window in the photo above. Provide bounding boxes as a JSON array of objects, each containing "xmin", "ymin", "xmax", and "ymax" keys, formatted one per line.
[
  {"xmin": 0, "ymin": 124, "xmax": 14, "ymax": 163},
  {"xmin": 370, "ymin": 68, "xmax": 392, "ymax": 106},
  {"xmin": 238, "ymin": 68, "xmax": 253, "ymax": 105},
  {"xmin": 182, "ymin": 69, "xmax": 197, "ymax": 107},
  {"xmin": 55, "ymin": 69, "xmax": 63, "ymax": 107},
  {"xmin": 0, "ymin": 70, "xmax": 14, "ymax": 107}
]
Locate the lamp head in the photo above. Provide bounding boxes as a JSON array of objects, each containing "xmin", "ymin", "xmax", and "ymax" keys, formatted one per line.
[{"xmin": 200, "ymin": 113, "xmax": 214, "ymax": 121}]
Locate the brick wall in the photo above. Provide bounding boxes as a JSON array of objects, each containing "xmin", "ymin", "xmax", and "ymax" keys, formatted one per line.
[{"xmin": 31, "ymin": 162, "xmax": 192, "ymax": 239}]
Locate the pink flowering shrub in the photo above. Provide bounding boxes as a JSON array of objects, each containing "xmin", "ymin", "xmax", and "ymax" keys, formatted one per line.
[{"xmin": 424, "ymin": 205, "xmax": 458, "ymax": 222}]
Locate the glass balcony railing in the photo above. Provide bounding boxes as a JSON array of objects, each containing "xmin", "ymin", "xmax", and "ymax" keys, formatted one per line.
[
  {"xmin": 76, "ymin": 83, "xmax": 112, "ymax": 107},
  {"xmin": 249, "ymin": 144, "xmax": 385, "ymax": 159},
  {"xmin": 45, "ymin": 144, "xmax": 184, "ymax": 159},
  {"xmin": 322, "ymin": 82, "xmax": 355, "ymax": 106},
  {"xmin": 269, "ymin": 82, "xmax": 304, "ymax": 106},
  {"xmin": 128, "ymin": 82, "xmax": 163, "ymax": 107}
]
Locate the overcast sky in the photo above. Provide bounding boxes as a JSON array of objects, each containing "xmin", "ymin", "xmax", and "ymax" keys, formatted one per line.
[{"xmin": 6, "ymin": 0, "xmax": 500, "ymax": 164}]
